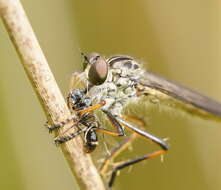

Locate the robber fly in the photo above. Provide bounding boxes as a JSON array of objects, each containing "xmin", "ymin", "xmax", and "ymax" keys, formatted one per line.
[{"xmin": 48, "ymin": 53, "xmax": 221, "ymax": 189}]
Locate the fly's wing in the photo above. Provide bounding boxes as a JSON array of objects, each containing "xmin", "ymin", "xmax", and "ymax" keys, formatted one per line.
[{"xmin": 137, "ymin": 71, "xmax": 221, "ymax": 122}]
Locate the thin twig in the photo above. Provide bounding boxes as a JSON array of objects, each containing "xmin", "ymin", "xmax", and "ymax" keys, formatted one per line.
[{"xmin": 0, "ymin": 0, "xmax": 105, "ymax": 190}]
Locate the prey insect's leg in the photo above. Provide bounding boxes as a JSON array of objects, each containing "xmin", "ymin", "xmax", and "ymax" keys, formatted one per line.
[
  {"xmin": 54, "ymin": 101, "xmax": 106, "ymax": 144},
  {"xmin": 45, "ymin": 115, "xmax": 78, "ymax": 133},
  {"xmin": 99, "ymin": 115, "xmax": 145, "ymax": 176},
  {"xmin": 54, "ymin": 112, "xmax": 96, "ymax": 144},
  {"xmin": 47, "ymin": 100, "xmax": 105, "ymax": 140},
  {"xmin": 54, "ymin": 125, "xmax": 88, "ymax": 145},
  {"xmin": 107, "ymin": 117, "xmax": 169, "ymax": 188}
]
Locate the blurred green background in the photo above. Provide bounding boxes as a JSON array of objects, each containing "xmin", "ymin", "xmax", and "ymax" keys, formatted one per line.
[{"xmin": 0, "ymin": 0, "xmax": 221, "ymax": 190}]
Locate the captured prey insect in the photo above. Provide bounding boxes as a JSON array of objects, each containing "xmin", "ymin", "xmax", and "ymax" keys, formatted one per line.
[{"xmin": 48, "ymin": 52, "xmax": 221, "ymax": 189}]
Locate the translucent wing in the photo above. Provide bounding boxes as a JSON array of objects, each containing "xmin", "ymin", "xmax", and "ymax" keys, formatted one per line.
[{"xmin": 137, "ymin": 71, "xmax": 221, "ymax": 121}]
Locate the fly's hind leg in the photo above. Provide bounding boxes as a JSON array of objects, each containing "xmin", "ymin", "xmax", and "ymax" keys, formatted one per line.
[
  {"xmin": 99, "ymin": 115, "xmax": 169, "ymax": 188},
  {"xmin": 99, "ymin": 133, "xmax": 137, "ymax": 178}
]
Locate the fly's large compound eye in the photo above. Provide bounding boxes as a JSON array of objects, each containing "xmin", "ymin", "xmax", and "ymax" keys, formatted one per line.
[
  {"xmin": 81, "ymin": 52, "xmax": 101, "ymax": 70},
  {"xmin": 88, "ymin": 55, "xmax": 108, "ymax": 85}
]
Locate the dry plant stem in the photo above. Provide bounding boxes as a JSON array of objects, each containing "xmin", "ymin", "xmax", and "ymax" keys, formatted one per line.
[{"xmin": 0, "ymin": 0, "xmax": 105, "ymax": 190}]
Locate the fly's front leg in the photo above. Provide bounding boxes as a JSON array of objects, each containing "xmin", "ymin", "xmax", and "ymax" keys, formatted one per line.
[{"xmin": 100, "ymin": 110, "xmax": 125, "ymax": 136}]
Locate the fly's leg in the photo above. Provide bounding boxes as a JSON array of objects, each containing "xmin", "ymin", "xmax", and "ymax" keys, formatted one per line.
[
  {"xmin": 100, "ymin": 133, "xmax": 137, "ymax": 178},
  {"xmin": 77, "ymin": 100, "xmax": 106, "ymax": 115},
  {"xmin": 99, "ymin": 115, "xmax": 145, "ymax": 176},
  {"xmin": 96, "ymin": 110, "xmax": 125, "ymax": 137},
  {"xmin": 99, "ymin": 116, "xmax": 169, "ymax": 188},
  {"xmin": 108, "ymin": 149, "xmax": 167, "ymax": 188},
  {"xmin": 75, "ymin": 109, "xmax": 125, "ymax": 139}
]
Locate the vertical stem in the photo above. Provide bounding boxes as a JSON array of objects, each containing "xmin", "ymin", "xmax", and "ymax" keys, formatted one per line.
[{"xmin": 0, "ymin": 0, "xmax": 105, "ymax": 190}]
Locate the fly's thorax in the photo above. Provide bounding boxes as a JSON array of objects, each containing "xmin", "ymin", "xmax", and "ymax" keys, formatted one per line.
[{"xmin": 109, "ymin": 57, "xmax": 144, "ymax": 79}]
